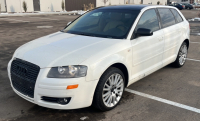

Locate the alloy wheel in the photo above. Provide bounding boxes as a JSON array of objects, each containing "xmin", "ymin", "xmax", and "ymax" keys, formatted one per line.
[
  {"xmin": 179, "ymin": 44, "xmax": 187, "ymax": 65},
  {"xmin": 102, "ymin": 73, "xmax": 124, "ymax": 107}
]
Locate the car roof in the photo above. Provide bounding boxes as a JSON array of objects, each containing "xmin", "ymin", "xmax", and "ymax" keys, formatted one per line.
[
  {"xmin": 97, "ymin": 5, "xmax": 173, "ymax": 11},
  {"xmin": 98, "ymin": 5, "xmax": 148, "ymax": 11}
]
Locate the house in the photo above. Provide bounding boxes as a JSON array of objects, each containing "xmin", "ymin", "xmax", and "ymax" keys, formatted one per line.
[
  {"xmin": 5, "ymin": 0, "xmax": 65, "ymax": 13},
  {"xmin": 66, "ymin": 0, "xmax": 169, "ymax": 11},
  {"xmin": 2, "ymin": 0, "xmax": 169, "ymax": 13}
]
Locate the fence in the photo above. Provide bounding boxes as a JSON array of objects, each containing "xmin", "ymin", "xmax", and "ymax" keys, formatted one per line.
[{"xmin": 65, "ymin": 0, "xmax": 96, "ymax": 11}]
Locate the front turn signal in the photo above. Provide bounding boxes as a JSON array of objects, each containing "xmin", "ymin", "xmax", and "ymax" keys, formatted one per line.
[{"xmin": 67, "ymin": 84, "xmax": 78, "ymax": 89}]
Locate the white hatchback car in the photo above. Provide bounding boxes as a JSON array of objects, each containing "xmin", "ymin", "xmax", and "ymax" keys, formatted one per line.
[{"xmin": 8, "ymin": 5, "xmax": 190, "ymax": 111}]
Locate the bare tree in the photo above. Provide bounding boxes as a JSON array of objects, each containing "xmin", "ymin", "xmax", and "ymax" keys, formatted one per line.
[
  {"xmin": 88, "ymin": 3, "xmax": 94, "ymax": 10},
  {"xmin": 102, "ymin": 0, "xmax": 109, "ymax": 6},
  {"xmin": 83, "ymin": 4, "xmax": 88, "ymax": 11},
  {"xmin": 61, "ymin": 0, "xmax": 65, "ymax": 11},
  {"xmin": 22, "ymin": 1, "xmax": 27, "ymax": 12}
]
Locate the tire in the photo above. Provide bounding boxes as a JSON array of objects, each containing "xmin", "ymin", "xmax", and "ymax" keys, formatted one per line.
[
  {"xmin": 92, "ymin": 67, "xmax": 125, "ymax": 111},
  {"xmin": 172, "ymin": 42, "xmax": 188, "ymax": 68}
]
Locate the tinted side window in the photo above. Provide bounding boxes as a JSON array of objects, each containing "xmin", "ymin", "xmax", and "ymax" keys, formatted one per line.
[
  {"xmin": 135, "ymin": 9, "xmax": 160, "ymax": 32},
  {"xmin": 171, "ymin": 9, "xmax": 183, "ymax": 23},
  {"xmin": 158, "ymin": 8, "xmax": 176, "ymax": 28}
]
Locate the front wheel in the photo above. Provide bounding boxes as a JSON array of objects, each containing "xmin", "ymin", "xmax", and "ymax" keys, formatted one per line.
[
  {"xmin": 92, "ymin": 67, "xmax": 125, "ymax": 111},
  {"xmin": 172, "ymin": 42, "xmax": 188, "ymax": 68}
]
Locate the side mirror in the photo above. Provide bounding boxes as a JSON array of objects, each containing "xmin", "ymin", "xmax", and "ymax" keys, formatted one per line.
[
  {"xmin": 67, "ymin": 21, "xmax": 72, "ymax": 26},
  {"xmin": 135, "ymin": 28, "xmax": 153, "ymax": 37}
]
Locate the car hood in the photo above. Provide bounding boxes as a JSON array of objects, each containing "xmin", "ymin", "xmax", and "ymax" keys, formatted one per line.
[{"xmin": 13, "ymin": 32, "xmax": 123, "ymax": 68}]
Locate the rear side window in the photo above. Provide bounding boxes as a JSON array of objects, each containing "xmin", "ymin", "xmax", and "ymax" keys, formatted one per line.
[
  {"xmin": 170, "ymin": 9, "xmax": 183, "ymax": 23},
  {"xmin": 135, "ymin": 9, "xmax": 160, "ymax": 32},
  {"xmin": 158, "ymin": 8, "xmax": 176, "ymax": 28}
]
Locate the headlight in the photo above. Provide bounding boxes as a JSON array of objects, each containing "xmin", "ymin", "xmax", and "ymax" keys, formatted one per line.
[{"xmin": 47, "ymin": 65, "xmax": 87, "ymax": 78}]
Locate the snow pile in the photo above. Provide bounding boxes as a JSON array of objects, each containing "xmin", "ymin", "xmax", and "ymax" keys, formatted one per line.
[
  {"xmin": 77, "ymin": 10, "xmax": 87, "ymax": 15},
  {"xmin": 0, "ymin": 13, "xmax": 8, "ymax": 14},
  {"xmin": 70, "ymin": 10, "xmax": 86, "ymax": 15}
]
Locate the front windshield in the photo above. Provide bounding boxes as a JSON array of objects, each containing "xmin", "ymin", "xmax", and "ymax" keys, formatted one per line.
[{"xmin": 62, "ymin": 9, "xmax": 140, "ymax": 39}]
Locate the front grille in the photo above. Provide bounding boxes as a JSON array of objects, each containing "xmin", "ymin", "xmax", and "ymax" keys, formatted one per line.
[{"xmin": 11, "ymin": 58, "xmax": 40, "ymax": 98}]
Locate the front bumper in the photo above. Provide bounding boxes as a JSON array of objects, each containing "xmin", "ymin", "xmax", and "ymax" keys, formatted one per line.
[{"xmin": 8, "ymin": 60, "xmax": 98, "ymax": 110}]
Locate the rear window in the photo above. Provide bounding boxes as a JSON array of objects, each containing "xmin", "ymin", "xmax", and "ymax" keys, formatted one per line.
[
  {"xmin": 170, "ymin": 9, "xmax": 183, "ymax": 23},
  {"xmin": 158, "ymin": 8, "xmax": 176, "ymax": 28}
]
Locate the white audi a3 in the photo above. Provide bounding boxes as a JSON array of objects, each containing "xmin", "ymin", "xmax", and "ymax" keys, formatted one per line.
[{"xmin": 8, "ymin": 5, "xmax": 190, "ymax": 111}]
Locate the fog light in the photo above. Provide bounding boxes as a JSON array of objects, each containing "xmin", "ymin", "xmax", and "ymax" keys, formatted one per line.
[
  {"xmin": 58, "ymin": 98, "xmax": 71, "ymax": 105},
  {"xmin": 41, "ymin": 96, "xmax": 71, "ymax": 105},
  {"xmin": 64, "ymin": 98, "xmax": 68, "ymax": 102}
]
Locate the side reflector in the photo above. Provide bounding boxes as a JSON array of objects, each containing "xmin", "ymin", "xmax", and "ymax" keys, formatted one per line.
[{"xmin": 67, "ymin": 84, "xmax": 78, "ymax": 89}]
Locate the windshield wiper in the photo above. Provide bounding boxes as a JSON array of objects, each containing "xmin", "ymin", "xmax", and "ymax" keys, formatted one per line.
[{"xmin": 77, "ymin": 33, "xmax": 96, "ymax": 37}]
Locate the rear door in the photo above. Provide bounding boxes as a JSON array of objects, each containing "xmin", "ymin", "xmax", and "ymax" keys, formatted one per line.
[
  {"xmin": 130, "ymin": 9, "xmax": 164, "ymax": 83},
  {"xmin": 157, "ymin": 8, "xmax": 180, "ymax": 66}
]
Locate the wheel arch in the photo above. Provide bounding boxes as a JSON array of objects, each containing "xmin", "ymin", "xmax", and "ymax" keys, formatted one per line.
[
  {"xmin": 184, "ymin": 39, "xmax": 189, "ymax": 49},
  {"xmin": 100, "ymin": 63, "xmax": 129, "ymax": 87}
]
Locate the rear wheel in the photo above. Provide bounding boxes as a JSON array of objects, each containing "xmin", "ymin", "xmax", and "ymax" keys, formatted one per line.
[
  {"xmin": 172, "ymin": 42, "xmax": 188, "ymax": 68},
  {"xmin": 92, "ymin": 67, "xmax": 125, "ymax": 111}
]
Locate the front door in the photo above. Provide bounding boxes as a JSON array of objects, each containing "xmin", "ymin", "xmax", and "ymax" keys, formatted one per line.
[
  {"xmin": 130, "ymin": 9, "xmax": 164, "ymax": 84},
  {"xmin": 33, "ymin": 0, "xmax": 40, "ymax": 11}
]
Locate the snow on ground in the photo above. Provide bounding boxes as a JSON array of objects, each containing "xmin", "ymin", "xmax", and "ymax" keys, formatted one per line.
[
  {"xmin": 188, "ymin": 17, "xmax": 200, "ymax": 21},
  {"xmin": 0, "ymin": 10, "xmax": 86, "ymax": 17}
]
